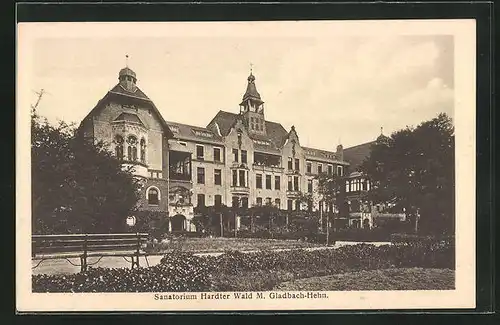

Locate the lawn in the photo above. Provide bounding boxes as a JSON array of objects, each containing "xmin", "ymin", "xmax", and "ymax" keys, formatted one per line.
[
  {"xmin": 147, "ymin": 237, "xmax": 322, "ymax": 253},
  {"xmin": 274, "ymin": 268, "xmax": 455, "ymax": 291}
]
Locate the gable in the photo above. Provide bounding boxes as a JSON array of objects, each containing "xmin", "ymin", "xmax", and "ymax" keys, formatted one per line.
[
  {"xmin": 207, "ymin": 110, "xmax": 288, "ymax": 151},
  {"xmin": 79, "ymin": 84, "xmax": 174, "ymax": 138}
]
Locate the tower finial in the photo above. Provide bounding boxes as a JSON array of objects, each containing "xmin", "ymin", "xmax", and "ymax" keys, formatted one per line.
[
  {"xmin": 126, "ymin": 54, "xmax": 129, "ymax": 67},
  {"xmin": 380, "ymin": 126, "xmax": 384, "ymax": 135},
  {"xmin": 250, "ymin": 62, "xmax": 253, "ymax": 74}
]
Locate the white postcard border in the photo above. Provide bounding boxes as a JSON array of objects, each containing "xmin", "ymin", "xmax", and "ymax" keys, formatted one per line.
[{"xmin": 16, "ymin": 19, "xmax": 476, "ymax": 312}]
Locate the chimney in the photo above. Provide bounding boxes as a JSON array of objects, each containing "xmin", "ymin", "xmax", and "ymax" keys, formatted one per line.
[{"xmin": 336, "ymin": 144, "xmax": 343, "ymax": 161}]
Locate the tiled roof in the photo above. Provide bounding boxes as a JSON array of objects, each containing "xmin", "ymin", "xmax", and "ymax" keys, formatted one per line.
[
  {"xmin": 207, "ymin": 110, "xmax": 288, "ymax": 151},
  {"xmin": 343, "ymin": 141, "xmax": 375, "ymax": 172},
  {"xmin": 302, "ymin": 147, "xmax": 344, "ymax": 163},
  {"xmin": 109, "ymin": 84, "xmax": 151, "ymax": 101},
  {"xmin": 166, "ymin": 121, "xmax": 223, "ymax": 144},
  {"xmin": 80, "ymin": 83, "xmax": 174, "ymax": 138},
  {"xmin": 207, "ymin": 110, "xmax": 239, "ymax": 136}
]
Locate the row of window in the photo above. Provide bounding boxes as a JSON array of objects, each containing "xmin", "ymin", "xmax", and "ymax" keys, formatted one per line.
[
  {"xmin": 232, "ymin": 169, "xmax": 248, "ymax": 187},
  {"xmin": 287, "ymin": 157, "xmax": 300, "ymax": 171},
  {"xmin": 196, "ymin": 193, "xmax": 223, "ymax": 207},
  {"xmin": 231, "ymin": 173, "xmax": 301, "ymax": 192},
  {"xmin": 287, "ymin": 176, "xmax": 300, "ymax": 192},
  {"xmin": 306, "ymin": 161, "xmax": 344, "ymax": 176},
  {"xmin": 115, "ymin": 135, "xmax": 146, "ymax": 163},
  {"xmin": 166, "ymin": 165, "xmax": 343, "ymax": 192},
  {"xmin": 232, "ymin": 149, "xmax": 248, "ymax": 164},
  {"xmin": 148, "ymin": 188, "xmax": 223, "ymax": 208},
  {"xmin": 255, "ymin": 174, "xmax": 280, "ymax": 190},
  {"xmin": 345, "ymin": 179, "xmax": 370, "ymax": 192},
  {"xmin": 147, "ymin": 185, "xmax": 330, "ymax": 212},
  {"xmin": 150, "ymin": 171, "xmax": 163, "ymax": 179},
  {"xmin": 191, "ymin": 145, "xmax": 345, "ymax": 177},
  {"xmin": 195, "ymin": 145, "xmax": 223, "ymax": 162},
  {"xmin": 256, "ymin": 197, "xmax": 280, "ymax": 207},
  {"xmin": 250, "ymin": 116, "xmax": 264, "ymax": 132},
  {"xmin": 196, "ymin": 167, "xmax": 223, "ymax": 185}
]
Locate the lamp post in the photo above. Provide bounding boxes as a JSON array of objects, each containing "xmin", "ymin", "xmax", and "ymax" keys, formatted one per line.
[{"xmin": 126, "ymin": 215, "xmax": 137, "ymax": 232}]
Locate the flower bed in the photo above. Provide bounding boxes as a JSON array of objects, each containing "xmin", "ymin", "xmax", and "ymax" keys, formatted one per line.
[{"xmin": 32, "ymin": 242, "xmax": 454, "ymax": 292}]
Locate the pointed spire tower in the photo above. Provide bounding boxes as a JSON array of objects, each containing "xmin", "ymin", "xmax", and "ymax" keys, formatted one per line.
[{"xmin": 239, "ymin": 65, "xmax": 266, "ymax": 135}]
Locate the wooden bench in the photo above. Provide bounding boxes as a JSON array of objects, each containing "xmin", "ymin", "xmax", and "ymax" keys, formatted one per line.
[{"xmin": 32, "ymin": 233, "xmax": 149, "ymax": 272}]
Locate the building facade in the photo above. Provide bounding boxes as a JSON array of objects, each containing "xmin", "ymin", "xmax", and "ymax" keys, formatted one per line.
[{"xmin": 79, "ymin": 64, "xmax": 402, "ymax": 233}]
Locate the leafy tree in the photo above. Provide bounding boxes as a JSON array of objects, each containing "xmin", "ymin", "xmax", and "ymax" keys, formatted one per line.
[
  {"xmin": 314, "ymin": 173, "xmax": 349, "ymax": 241},
  {"xmin": 360, "ymin": 113, "xmax": 454, "ymax": 236},
  {"xmin": 31, "ymin": 109, "xmax": 140, "ymax": 234},
  {"xmin": 193, "ymin": 204, "xmax": 229, "ymax": 235}
]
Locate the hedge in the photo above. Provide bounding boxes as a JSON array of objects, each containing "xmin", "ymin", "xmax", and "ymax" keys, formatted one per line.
[{"xmin": 32, "ymin": 242, "xmax": 454, "ymax": 292}]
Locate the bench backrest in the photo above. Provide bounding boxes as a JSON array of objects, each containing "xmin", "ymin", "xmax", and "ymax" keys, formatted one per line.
[{"xmin": 32, "ymin": 233, "xmax": 149, "ymax": 257}]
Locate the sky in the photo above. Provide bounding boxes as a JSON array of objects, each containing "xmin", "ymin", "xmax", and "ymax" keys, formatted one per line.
[{"xmin": 24, "ymin": 22, "xmax": 454, "ymax": 150}]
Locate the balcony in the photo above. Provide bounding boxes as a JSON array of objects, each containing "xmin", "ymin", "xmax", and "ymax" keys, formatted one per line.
[
  {"xmin": 230, "ymin": 185, "xmax": 250, "ymax": 194},
  {"xmin": 169, "ymin": 171, "xmax": 191, "ymax": 182},
  {"xmin": 169, "ymin": 150, "xmax": 191, "ymax": 182},
  {"xmin": 252, "ymin": 164, "xmax": 284, "ymax": 173},
  {"xmin": 231, "ymin": 162, "xmax": 249, "ymax": 170},
  {"xmin": 286, "ymin": 189, "xmax": 301, "ymax": 197}
]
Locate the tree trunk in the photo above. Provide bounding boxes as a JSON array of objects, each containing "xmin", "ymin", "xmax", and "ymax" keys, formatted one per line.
[
  {"xmin": 234, "ymin": 213, "xmax": 237, "ymax": 237},
  {"xmin": 414, "ymin": 210, "xmax": 420, "ymax": 234},
  {"xmin": 326, "ymin": 214, "xmax": 329, "ymax": 246},
  {"xmin": 220, "ymin": 212, "xmax": 223, "ymax": 237}
]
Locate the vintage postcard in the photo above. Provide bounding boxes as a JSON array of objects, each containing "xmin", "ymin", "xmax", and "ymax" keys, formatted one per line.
[{"xmin": 17, "ymin": 19, "xmax": 476, "ymax": 312}]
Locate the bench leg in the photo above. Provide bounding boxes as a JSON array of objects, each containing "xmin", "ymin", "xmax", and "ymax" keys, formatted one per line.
[
  {"xmin": 130, "ymin": 254, "xmax": 140, "ymax": 269},
  {"xmin": 80, "ymin": 255, "xmax": 87, "ymax": 273}
]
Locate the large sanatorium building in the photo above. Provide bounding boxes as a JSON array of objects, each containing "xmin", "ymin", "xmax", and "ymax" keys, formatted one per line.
[{"xmin": 79, "ymin": 65, "xmax": 405, "ymax": 232}]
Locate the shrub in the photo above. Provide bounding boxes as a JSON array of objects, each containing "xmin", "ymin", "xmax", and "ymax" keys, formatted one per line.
[
  {"xmin": 33, "ymin": 242, "xmax": 454, "ymax": 292},
  {"xmin": 33, "ymin": 255, "xmax": 212, "ymax": 292}
]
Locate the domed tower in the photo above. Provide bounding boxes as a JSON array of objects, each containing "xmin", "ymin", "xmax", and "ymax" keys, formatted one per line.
[
  {"xmin": 118, "ymin": 66, "xmax": 137, "ymax": 92},
  {"xmin": 111, "ymin": 64, "xmax": 149, "ymax": 178},
  {"xmin": 376, "ymin": 127, "xmax": 390, "ymax": 145},
  {"xmin": 239, "ymin": 69, "xmax": 266, "ymax": 135}
]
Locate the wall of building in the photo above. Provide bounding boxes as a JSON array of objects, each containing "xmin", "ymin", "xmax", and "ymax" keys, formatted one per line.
[
  {"xmin": 92, "ymin": 101, "xmax": 165, "ymax": 171},
  {"xmin": 224, "ymin": 120, "xmax": 255, "ymax": 207}
]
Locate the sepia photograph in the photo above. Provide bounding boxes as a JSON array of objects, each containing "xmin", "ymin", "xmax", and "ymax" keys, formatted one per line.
[{"xmin": 16, "ymin": 19, "xmax": 476, "ymax": 312}]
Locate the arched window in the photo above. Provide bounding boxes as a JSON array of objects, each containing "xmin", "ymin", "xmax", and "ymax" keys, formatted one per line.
[
  {"xmin": 140, "ymin": 138, "xmax": 146, "ymax": 163},
  {"xmin": 147, "ymin": 187, "xmax": 160, "ymax": 205},
  {"xmin": 115, "ymin": 135, "xmax": 124, "ymax": 160},
  {"xmin": 127, "ymin": 136, "xmax": 138, "ymax": 161}
]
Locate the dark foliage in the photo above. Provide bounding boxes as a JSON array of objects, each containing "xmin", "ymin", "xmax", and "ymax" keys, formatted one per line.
[
  {"xmin": 360, "ymin": 113, "xmax": 455, "ymax": 236},
  {"xmin": 31, "ymin": 109, "xmax": 140, "ymax": 234}
]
